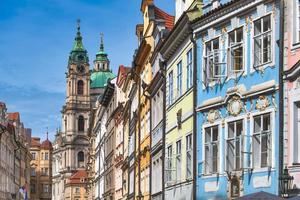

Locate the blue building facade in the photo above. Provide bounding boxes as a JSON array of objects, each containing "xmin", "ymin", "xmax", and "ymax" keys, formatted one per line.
[{"xmin": 193, "ymin": 0, "xmax": 281, "ymax": 199}]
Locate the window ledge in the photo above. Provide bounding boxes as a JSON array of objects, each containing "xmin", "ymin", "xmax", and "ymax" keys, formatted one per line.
[{"xmin": 251, "ymin": 167, "xmax": 275, "ymax": 173}]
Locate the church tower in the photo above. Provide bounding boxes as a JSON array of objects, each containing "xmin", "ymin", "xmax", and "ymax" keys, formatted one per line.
[{"xmin": 52, "ymin": 20, "xmax": 90, "ymax": 200}]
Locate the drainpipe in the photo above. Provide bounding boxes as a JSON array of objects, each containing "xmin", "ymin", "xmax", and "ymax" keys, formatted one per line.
[
  {"xmin": 278, "ymin": 0, "xmax": 284, "ymax": 196},
  {"xmin": 160, "ymin": 60, "xmax": 166, "ymax": 200},
  {"xmin": 191, "ymin": 31, "xmax": 198, "ymax": 200},
  {"xmin": 137, "ymin": 67, "xmax": 141, "ymax": 200}
]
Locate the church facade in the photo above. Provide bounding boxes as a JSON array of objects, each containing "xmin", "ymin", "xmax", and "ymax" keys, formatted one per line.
[{"xmin": 52, "ymin": 21, "xmax": 115, "ymax": 200}]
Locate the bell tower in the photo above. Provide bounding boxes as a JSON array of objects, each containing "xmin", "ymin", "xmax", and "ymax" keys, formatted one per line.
[{"xmin": 61, "ymin": 19, "xmax": 90, "ymax": 168}]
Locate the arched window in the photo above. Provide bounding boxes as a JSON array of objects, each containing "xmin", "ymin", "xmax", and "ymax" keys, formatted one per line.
[
  {"xmin": 78, "ymin": 151, "xmax": 84, "ymax": 168},
  {"xmin": 77, "ymin": 80, "xmax": 84, "ymax": 95},
  {"xmin": 78, "ymin": 116, "xmax": 84, "ymax": 132}
]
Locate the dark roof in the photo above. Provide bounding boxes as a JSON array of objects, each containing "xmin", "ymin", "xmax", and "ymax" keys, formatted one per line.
[{"xmin": 237, "ymin": 192, "xmax": 283, "ymax": 200}]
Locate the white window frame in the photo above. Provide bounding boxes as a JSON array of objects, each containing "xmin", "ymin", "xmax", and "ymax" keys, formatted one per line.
[
  {"xmin": 250, "ymin": 110, "xmax": 274, "ymax": 170},
  {"xmin": 168, "ymin": 71, "xmax": 174, "ymax": 106},
  {"xmin": 177, "ymin": 61, "xmax": 183, "ymax": 98},
  {"xmin": 203, "ymin": 37, "xmax": 225, "ymax": 85},
  {"xmin": 225, "ymin": 119, "xmax": 244, "ymax": 172},
  {"xmin": 227, "ymin": 26, "xmax": 245, "ymax": 77},
  {"xmin": 252, "ymin": 14, "xmax": 274, "ymax": 70},
  {"xmin": 165, "ymin": 144, "xmax": 174, "ymax": 183},
  {"xmin": 186, "ymin": 49, "xmax": 193, "ymax": 89},
  {"xmin": 203, "ymin": 125, "xmax": 220, "ymax": 174},
  {"xmin": 186, "ymin": 133, "xmax": 193, "ymax": 179},
  {"xmin": 176, "ymin": 139, "xmax": 182, "ymax": 182}
]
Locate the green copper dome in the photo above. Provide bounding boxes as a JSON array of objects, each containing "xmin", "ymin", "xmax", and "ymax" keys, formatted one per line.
[{"xmin": 90, "ymin": 71, "xmax": 116, "ymax": 89}]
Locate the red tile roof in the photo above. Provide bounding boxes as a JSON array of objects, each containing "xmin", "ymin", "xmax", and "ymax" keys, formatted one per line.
[
  {"xmin": 154, "ymin": 6, "xmax": 175, "ymax": 31},
  {"xmin": 117, "ymin": 65, "xmax": 131, "ymax": 88},
  {"xmin": 7, "ymin": 112, "xmax": 20, "ymax": 121},
  {"xmin": 68, "ymin": 170, "xmax": 87, "ymax": 184},
  {"xmin": 31, "ymin": 137, "xmax": 41, "ymax": 147}
]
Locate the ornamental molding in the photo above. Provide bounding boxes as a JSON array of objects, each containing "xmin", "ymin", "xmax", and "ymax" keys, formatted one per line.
[
  {"xmin": 255, "ymin": 96, "xmax": 270, "ymax": 111},
  {"xmin": 227, "ymin": 96, "xmax": 243, "ymax": 117}
]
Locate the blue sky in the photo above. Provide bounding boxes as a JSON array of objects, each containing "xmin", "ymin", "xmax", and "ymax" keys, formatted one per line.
[{"xmin": 0, "ymin": 0, "xmax": 174, "ymax": 141}]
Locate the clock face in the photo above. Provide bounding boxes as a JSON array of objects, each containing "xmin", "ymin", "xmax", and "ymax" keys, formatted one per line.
[{"xmin": 77, "ymin": 65, "xmax": 85, "ymax": 73}]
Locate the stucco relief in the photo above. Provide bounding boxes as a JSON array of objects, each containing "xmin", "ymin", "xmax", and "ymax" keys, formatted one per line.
[
  {"xmin": 255, "ymin": 96, "xmax": 270, "ymax": 111},
  {"xmin": 227, "ymin": 96, "xmax": 244, "ymax": 117},
  {"xmin": 207, "ymin": 109, "xmax": 220, "ymax": 124}
]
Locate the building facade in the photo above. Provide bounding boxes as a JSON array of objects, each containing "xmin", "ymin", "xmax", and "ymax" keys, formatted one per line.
[
  {"xmin": 194, "ymin": 0, "xmax": 281, "ymax": 199},
  {"xmin": 283, "ymin": 0, "xmax": 300, "ymax": 197},
  {"xmin": 30, "ymin": 136, "xmax": 53, "ymax": 200},
  {"xmin": 0, "ymin": 103, "xmax": 18, "ymax": 200},
  {"xmin": 147, "ymin": 7, "xmax": 174, "ymax": 200}
]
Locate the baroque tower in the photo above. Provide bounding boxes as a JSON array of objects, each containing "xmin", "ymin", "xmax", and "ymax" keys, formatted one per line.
[{"xmin": 52, "ymin": 20, "xmax": 90, "ymax": 200}]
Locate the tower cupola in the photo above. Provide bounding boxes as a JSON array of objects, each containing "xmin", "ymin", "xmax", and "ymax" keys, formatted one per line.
[{"xmin": 94, "ymin": 34, "xmax": 110, "ymax": 71}]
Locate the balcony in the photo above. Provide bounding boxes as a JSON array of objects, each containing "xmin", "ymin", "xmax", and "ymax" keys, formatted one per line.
[{"xmin": 151, "ymin": 121, "xmax": 163, "ymax": 148}]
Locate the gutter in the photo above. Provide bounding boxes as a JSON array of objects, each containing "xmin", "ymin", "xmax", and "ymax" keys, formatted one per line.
[
  {"xmin": 278, "ymin": 0, "xmax": 285, "ymax": 196},
  {"xmin": 161, "ymin": 60, "xmax": 166, "ymax": 200},
  {"xmin": 191, "ymin": 31, "xmax": 197, "ymax": 200}
]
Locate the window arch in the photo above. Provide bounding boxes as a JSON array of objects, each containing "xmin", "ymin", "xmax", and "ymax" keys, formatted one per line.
[
  {"xmin": 78, "ymin": 116, "xmax": 84, "ymax": 132},
  {"xmin": 77, "ymin": 151, "xmax": 84, "ymax": 168},
  {"xmin": 77, "ymin": 80, "xmax": 84, "ymax": 95}
]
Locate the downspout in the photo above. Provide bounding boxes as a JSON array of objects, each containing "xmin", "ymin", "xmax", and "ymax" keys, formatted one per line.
[
  {"xmin": 138, "ymin": 74, "xmax": 141, "ymax": 200},
  {"xmin": 278, "ymin": 0, "xmax": 285, "ymax": 196},
  {"xmin": 190, "ymin": 30, "xmax": 197, "ymax": 200},
  {"xmin": 160, "ymin": 60, "xmax": 166, "ymax": 200},
  {"xmin": 149, "ymin": 90, "xmax": 153, "ymax": 199}
]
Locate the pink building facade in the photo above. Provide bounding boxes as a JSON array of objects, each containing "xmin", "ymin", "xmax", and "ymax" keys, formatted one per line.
[{"xmin": 284, "ymin": 0, "xmax": 300, "ymax": 195}]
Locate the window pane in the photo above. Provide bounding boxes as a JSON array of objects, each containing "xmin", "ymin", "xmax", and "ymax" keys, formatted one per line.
[
  {"xmin": 263, "ymin": 114, "xmax": 271, "ymax": 131},
  {"xmin": 205, "ymin": 128, "xmax": 211, "ymax": 143},
  {"xmin": 233, "ymin": 46, "xmax": 243, "ymax": 71},
  {"xmin": 228, "ymin": 122, "xmax": 234, "ymax": 138},
  {"xmin": 253, "ymin": 135, "xmax": 260, "ymax": 168},
  {"xmin": 205, "ymin": 145, "xmax": 210, "ymax": 173},
  {"xmin": 212, "ymin": 126, "xmax": 218, "ymax": 141},
  {"xmin": 254, "ymin": 38, "xmax": 262, "ymax": 66},
  {"xmin": 213, "ymin": 39, "xmax": 219, "ymax": 50},
  {"xmin": 263, "ymin": 35, "xmax": 271, "ymax": 63},
  {"xmin": 236, "ymin": 120, "xmax": 243, "ymax": 136},
  {"xmin": 236, "ymin": 140, "xmax": 241, "ymax": 169},
  {"xmin": 229, "ymin": 31, "xmax": 235, "ymax": 45},
  {"xmin": 236, "ymin": 28, "xmax": 243, "ymax": 42},
  {"xmin": 212, "ymin": 144, "xmax": 218, "ymax": 172},
  {"xmin": 254, "ymin": 116, "xmax": 261, "ymax": 133},
  {"xmin": 206, "ymin": 42, "xmax": 211, "ymax": 55},
  {"xmin": 263, "ymin": 16, "xmax": 271, "ymax": 32},
  {"xmin": 254, "ymin": 20, "xmax": 262, "ymax": 35},
  {"xmin": 227, "ymin": 140, "xmax": 234, "ymax": 171}
]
